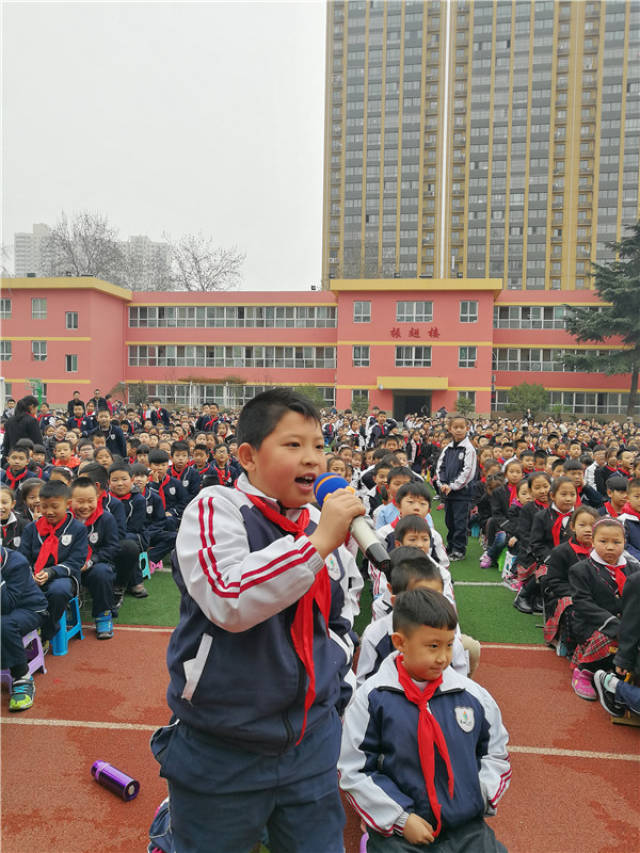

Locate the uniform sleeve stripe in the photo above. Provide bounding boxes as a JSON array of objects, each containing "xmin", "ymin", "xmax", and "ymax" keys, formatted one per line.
[
  {"xmin": 343, "ymin": 791, "xmax": 394, "ymax": 837},
  {"xmin": 490, "ymin": 768, "xmax": 513, "ymax": 806},
  {"xmin": 197, "ymin": 497, "xmax": 317, "ymax": 599}
]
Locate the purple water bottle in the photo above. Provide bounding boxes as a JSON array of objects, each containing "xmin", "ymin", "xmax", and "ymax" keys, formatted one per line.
[{"xmin": 91, "ymin": 760, "xmax": 140, "ymax": 801}]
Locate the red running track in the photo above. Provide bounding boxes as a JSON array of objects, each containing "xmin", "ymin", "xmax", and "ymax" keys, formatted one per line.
[{"xmin": 2, "ymin": 628, "xmax": 638, "ymax": 853}]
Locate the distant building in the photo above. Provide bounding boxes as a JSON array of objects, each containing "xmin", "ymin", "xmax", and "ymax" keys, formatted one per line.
[
  {"xmin": 13, "ymin": 223, "xmax": 52, "ymax": 277},
  {"xmin": 1, "ymin": 276, "xmax": 634, "ymax": 418},
  {"xmin": 322, "ymin": 0, "xmax": 639, "ymax": 290}
]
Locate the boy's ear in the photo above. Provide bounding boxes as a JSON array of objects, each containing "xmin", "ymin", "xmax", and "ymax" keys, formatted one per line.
[
  {"xmin": 237, "ymin": 442, "xmax": 257, "ymax": 472},
  {"xmin": 391, "ymin": 631, "xmax": 405, "ymax": 652}
]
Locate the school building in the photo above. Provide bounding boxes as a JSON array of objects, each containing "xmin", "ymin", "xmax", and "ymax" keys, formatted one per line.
[{"xmin": 0, "ymin": 275, "xmax": 631, "ymax": 418}]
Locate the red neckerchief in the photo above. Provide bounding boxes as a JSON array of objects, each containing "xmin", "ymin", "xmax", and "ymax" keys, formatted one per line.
[
  {"xmin": 551, "ymin": 508, "xmax": 573, "ymax": 546},
  {"xmin": 157, "ymin": 474, "xmax": 170, "ymax": 509},
  {"xmin": 245, "ymin": 493, "xmax": 331, "ymax": 745},
  {"xmin": 34, "ymin": 514, "xmax": 68, "ymax": 572},
  {"xmin": 622, "ymin": 502, "xmax": 640, "ymax": 521},
  {"xmin": 205, "ymin": 417, "xmax": 218, "ymax": 431},
  {"xmin": 395, "ymin": 656, "xmax": 454, "ymax": 838},
  {"xmin": 215, "ymin": 464, "xmax": 232, "ymax": 485},
  {"xmin": 507, "ymin": 483, "xmax": 518, "ymax": 506},
  {"xmin": 53, "ymin": 457, "xmax": 79, "ymax": 468},
  {"xmin": 5, "ymin": 467, "xmax": 28, "ymax": 490},
  {"xmin": 574, "ymin": 488, "xmax": 582, "ymax": 507},
  {"xmin": 568, "ymin": 538, "xmax": 591, "ymax": 557},
  {"xmin": 110, "ymin": 489, "xmax": 131, "ymax": 502},
  {"xmin": 74, "ymin": 502, "xmax": 104, "ymax": 562},
  {"xmin": 73, "ymin": 417, "xmax": 84, "ymax": 429},
  {"xmin": 604, "ymin": 501, "xmax": 620, "ymax": 518},
  {"xmin": 601, "ymin": 562, "xmax": 627, "ymax": 596},
  {"xmin": 169, "ymin": 465, "xmax": 186, "ymax": 480},
  {"xmin": 534, "ymin": 499, "xmax": 549, "ymax": 509},
  {"xmin": 391, "ymin": 515, "xmax": 400, "ymax": 529},
  {"xmin": 1, "ymin": 516, "xmax": 14, "ymax": 541}
]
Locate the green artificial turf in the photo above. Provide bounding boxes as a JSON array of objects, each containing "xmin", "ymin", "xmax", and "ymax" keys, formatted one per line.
[
  {"xmin": 454, "ymin": 585, "xmax": 544, "ymax": 644},
  {"xmin": 80, "ymin": 570, "xmax": 180, "ymax": 628}
]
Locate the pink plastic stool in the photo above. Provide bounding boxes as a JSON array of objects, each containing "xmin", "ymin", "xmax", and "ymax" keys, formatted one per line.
[
  {"xmin": 0, "ymin": 629, "xmax": 47, "ymax": 687},
  {"xmin": 360, "ymin": 832, "xmax": 368, "ymax": 853}
]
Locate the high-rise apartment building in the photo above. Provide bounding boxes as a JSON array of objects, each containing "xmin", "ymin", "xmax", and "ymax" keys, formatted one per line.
[
  {"xmin": 322, "ymin": 0, "xmax": 639, "ymax": 290},
  {"xmin": 13, "ymin": 223, "xmax": 53, "ymax": 277}
]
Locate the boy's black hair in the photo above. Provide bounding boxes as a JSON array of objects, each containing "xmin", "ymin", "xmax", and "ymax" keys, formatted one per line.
[
  {"xmin": 7, "ymin": 446, "xmax": 29, "ymax": 458},
  {"xmin": 371, "ymin": 448, "xmax": 389, "ymax": 462},
  {"xmin": 55, "ymin": 438, "xmax": 71, "ymax": 448},
  {"xmin": 136, "ymin": 444, "xmax": 150, "ymax": 455},
  {"xmin": 127, "ymin": 437, "xmax": 141, "ymax": 449},
  {"xmin": 108, "ymin": 462, "xmax": 131, "ymax": 477},
  {"xmin": 395, "ymin": 481, "xmax": 431, "ymax": 505},
  {"xmin": 579, "ymin": 453, "xmax": 593, "ymax": 466},
  {"xmin": 519, "ymin": 449, "xmax": 534, "ymax": 460},
  {"xmin": 193, "ymin": 443, "xmax": 209, "ymax": 453},
  {"xmin": 14, "ymin": 438, "xmax": 34, "ymax": 452},
  {"xmin": 48, "ymin": 467, "xmax": 73, "ymax": 483},
  {"xmin": 373, "ymin": 460, "xmax": 393, "ymax": 475},
  {"xmin": 387, "ymin": 466, "xmax": 413, "ymax": 484},
  {"xmin": 381, "ymin": 454, "xmax": 400, "ymax": 467},
  {"xmin": 606, "ymin": 475, "xmax": 628, "ymax": 493},
  {"xmin": 40, "ymin": 480, "xmax": 71, "ymax": 500},
  {"xmin": 70, "ymin": 476, "xmax": 98, "ymax": 493},
  {"xmin": 533, "ymin": 450, "xmax": 547, "ymax": 461},
  {"xmin": 77, "ymin": 437, "xmax": 93, "ymax": 448},
  {"xmin": 32, "ymin": 444, "xmax": 45, "ymax": 455},
  {"xmin": 592, "ymin": 444, "xmax": 606, "ymax": 453},
  {"xmin": 171, "ymin": 440, "xmax": 190, "ymax": 454},
  {"xmin": 236, "ymin": 389, "xmax": 320, "ymax": 450},
  {"xmin": 390, "ymin": 548, "xmax": 440, "ymax": 595},
  {"xmin": 392, "ymin": 587, "xmax": 457, "ymax": 634},
  {"xmin": 148, "ymin": 449, "xmax": 170, "ymax": 464},
  {"xmin": 80, "ymin": 462, "xmax": 109, "ymax": 489},
  {"xmin": 550, "ymin": 458, "xmax": 566, "ymax": 472},
  {"xmin": 130, "ymin": 462, "xmax": 150, "ymax": 476},
  {"xmin": 394, "ymin": 514, "xmax": 431, "ymax": 543},
  {"xmin": 627, "ymin": 477, "xmax": 640, "ymax": 492},
  {"xmin": 562, "ymin": 459, "xmax": 584, "ymax": 472}
]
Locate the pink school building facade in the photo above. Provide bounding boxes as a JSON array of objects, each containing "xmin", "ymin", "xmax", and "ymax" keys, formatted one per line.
[{"xmin": 0, "ymin": 276, "xmax": 631, "ymax": 418}]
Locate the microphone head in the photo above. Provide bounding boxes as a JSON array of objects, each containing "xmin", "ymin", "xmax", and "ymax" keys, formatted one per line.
[{"xmin": 313, "ymin": 473, "xmax": 350, "ymax": 506}]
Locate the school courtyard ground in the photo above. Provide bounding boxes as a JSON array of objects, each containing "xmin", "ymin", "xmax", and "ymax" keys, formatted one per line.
[{"xmin": 2, "ymin": 511, "xmax": 639, "ymax": 853}]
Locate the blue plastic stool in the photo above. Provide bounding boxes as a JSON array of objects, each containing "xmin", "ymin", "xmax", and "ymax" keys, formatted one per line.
[
  {"xmin": 0, "ymin": 629, "xmax": 48, "ymax": 687},
  {"xmin": 470, "ymin": 522, "xmax": 481, "ymax": 538},
  {"xmin": 140, "ymin": 551, "xmax": 151, "ymax": 580},
  {"xmin": 51, "ymin": 596, "xmax": 84, "ymax": 656}
]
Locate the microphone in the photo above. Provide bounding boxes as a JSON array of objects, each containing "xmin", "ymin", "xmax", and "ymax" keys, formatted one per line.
[{"xmin": 313, "ymin": 474, "xmax": 391, "ymax": 572}]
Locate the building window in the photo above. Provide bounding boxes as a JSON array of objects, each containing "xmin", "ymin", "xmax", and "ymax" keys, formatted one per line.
[
  {"xmin": 32, "ymin": 341, "xmax": 47, "ymax": 361},
  {"xmin": 459, "ymin": 346, "xmax": 477, "ymax": 368},
  {"xmin": 65, "ymin": 354, "xmax": 78, "ymax": 373},
  {"xmin": 395, "ymin": 345, "xmax": 432, "ymax": 367},
  {"xmin": 457, "ymin": 390, "xmax": 476, "ymax": 408},
  {"xmin": 127, "ymin": 304, "xmax": 337, "ymax": 328},
  {"xmin": 66, "ymin": 311, "xmax": 79, "ymax": 330},
  {"xmin": 0, "ymin": 298, "xmax": 11, "ymax": 319},
  {"xmin": 459, "ymin": 300, "xmax": 478, "ymax": 323},
  {"xmin": 127, "ymin": 344, "xmax": 336, "ymax": 370},
  {"xmin": 396, "ymin": 300, "xmax": 433, "ymax": 322},
  {"xmin": 31, "ymin": 298, "xmax": 47, "ymax": 319},
  {"xmin": 352, "ymin": 389, "xmax": 369, "ymax": 406},
  {"xmin": 0, "ymin": 341, "xmax": 11, "ymax": 361},
  {"xmin": 352, "ymin": 345, "xmax": 370, "ymax": 367},
  {"xmin": 353, "ymin": 301, "xmax": 371, "ymax": 323}
]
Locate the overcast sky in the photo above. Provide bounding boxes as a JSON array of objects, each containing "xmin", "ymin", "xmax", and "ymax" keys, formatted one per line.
[{"xmin": 2, "ymin": 0, "xmax": 327, "ymax": 291}]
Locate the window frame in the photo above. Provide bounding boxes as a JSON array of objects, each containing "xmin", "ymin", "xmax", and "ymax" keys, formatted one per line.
[
  {"xmin": 353, "ymin": 300, "xmax": 371, "ymax": 323},
  {"xmin": 65, "ymin": 311, "xmax": 79, "ymax": 330},
  {"xmin": 32, "ymin": 340, "xmax": 47, "ymax": 361},
  {"xmin": 31, "ymin": 297, "xmax": 47, "ymax": 320},
  {"xmin": 65, "ymin": 353, "xmax": 78, "ymax": 373}
]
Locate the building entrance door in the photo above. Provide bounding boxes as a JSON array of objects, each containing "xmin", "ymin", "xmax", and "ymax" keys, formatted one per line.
[{"xmin": 393, "ymin": 392, "xmax": 431, "ymax": 420}]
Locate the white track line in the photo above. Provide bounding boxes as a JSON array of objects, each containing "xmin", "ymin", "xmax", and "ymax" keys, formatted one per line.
[
  {"xmin": 454, "ymin": 581, "xmax": 504, "ymax": 587},
  {"xmin": 4, "ymin": 718, "xmax": 637, "ymax": 763},
  {"xmin": 80, "ymin": 624, "xmax": 173, "ymax": 633},
  {"xmin": 482, "ymin": 643, "xmax": 551, "ymax": 651}
]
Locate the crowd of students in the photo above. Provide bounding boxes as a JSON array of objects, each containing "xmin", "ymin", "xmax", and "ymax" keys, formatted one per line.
[{"xmin": 2, "ymin": 390, "xmax": 639, "ymax": 852}]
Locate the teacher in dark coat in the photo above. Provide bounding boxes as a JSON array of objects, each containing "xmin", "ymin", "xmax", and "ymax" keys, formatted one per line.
[{"xmin": 1, "ymin": 395, "xmax": 43, "ymax": 462}]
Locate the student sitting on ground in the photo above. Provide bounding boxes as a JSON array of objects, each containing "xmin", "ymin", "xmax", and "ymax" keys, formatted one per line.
[
  {"xmin": 339, "ymin": 587, "xmax": 510, "ymax": 852},
  {"xmin": 618, "ymin": 477, "xmax": 640, "ymax": 561},
  {"xmin": 108, "ymin": 463, "xmax": 149, "ymax": 598},
  {"xmin": 0, "ymin": 447, "xmax": 34, "ymax": 491},
  {"xmin": 1, "ymin": 485, "xmax": 25, "ymax": 550},
  {"xmin": 594, "ymin": 571, "xmax": 640, "ymax": 717},
  {"xmin": 147, "ymin": 448, "xmax": 189, "ymax": 567},
  {"xmin": 480, "ymin": 461, "xmax": 523, "ymax": 569},
  {"xmin": 1, "ymin": 546, "xmax": 48, "ymax": 712},
  {"xmin": 569, "ymin": 518, "xmax": 640, "ymax": 701},
  {"xmin": 169, "ymin": 440, "xmax": 201, "ymax": 500},
  {"xmin": 542, "ymin": 506, "xmax": 599, "ymax": 656},
  {"xmin": 18, "ymin": 479, "xmax": 88, "ymax": 642},
  {"xmin": 357, "ymin": 547, "xmax": 468, "ymax": 687},
  {"xmin": 70, "ymin": 477, "xmax": 119, "ymax": 639}
]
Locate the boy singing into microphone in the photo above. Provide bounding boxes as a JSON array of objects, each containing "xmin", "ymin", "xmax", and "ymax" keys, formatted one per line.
[
  {"xmin": 151, "ymin": 389, "xmax": 364, "ymax": 853},
  {"xmin": 339, "ymin": 587, "xmax": 510, "ymax": 852}
]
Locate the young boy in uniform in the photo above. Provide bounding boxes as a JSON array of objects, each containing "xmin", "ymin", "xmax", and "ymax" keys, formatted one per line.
[
  {"xmin": 19, "ymin": 480, "xmax": 88, "ymax": 641},
  {"xmin": 435, "ymin": 415, "xmax": 477, "ymax": 561},
  {"xmin": 150, "ymin": 389, "xmax": 364, "ymax": 853},
  {"xmin": 169, "ymin": 440, "xmax": 201, "ymax": 500},
  {"xmin": 339, "ymin": 587, "xmax": 510, "ymax": 852}
]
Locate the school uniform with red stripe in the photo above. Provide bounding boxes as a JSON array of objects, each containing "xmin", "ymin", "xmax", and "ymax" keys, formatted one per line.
[{"xmin": 339, "ymin": 652, "xmax": 511, "ymax": 839}]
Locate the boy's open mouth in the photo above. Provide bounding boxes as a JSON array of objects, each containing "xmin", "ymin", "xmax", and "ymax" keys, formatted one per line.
[{"xmin": 295, "ymin": 475, "xmax": 316, "ymax": 486}]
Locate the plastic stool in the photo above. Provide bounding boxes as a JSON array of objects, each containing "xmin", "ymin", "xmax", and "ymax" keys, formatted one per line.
[
  {"xmin": 470, "ymin": 522, "xmax": 481, "ymax": 538},
  {"xmin": 51, "ymin": 596, "xmax": 84, "ymax": 656},
  {"xmin": 360, "ymin": 833, "xmax": 368, "ymax": 853},
  {"xmin": 0, "ymin": 629, "xmax": 48, "ymax": 687},
  {"xmin": 140, "ymin": 551, "xmax": 151, "ymax": 579}
]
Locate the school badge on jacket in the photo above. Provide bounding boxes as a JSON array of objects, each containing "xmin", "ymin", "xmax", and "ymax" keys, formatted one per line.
[{"xmin": 455, "ymin": 706, "xmax": 474, "ymax": 732}]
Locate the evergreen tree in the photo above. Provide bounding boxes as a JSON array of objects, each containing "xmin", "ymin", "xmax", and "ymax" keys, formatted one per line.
[{"xmin": 563, "ymin": 223, "xmax": 640, "ymax": 416}]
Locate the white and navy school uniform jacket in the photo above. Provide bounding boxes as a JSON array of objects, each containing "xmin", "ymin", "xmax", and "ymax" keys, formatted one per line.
[
  {"xmin": 165, "ymin": 473, "xmax": 359, "ymax": 754},
  {"xmin": 169, "ymin": 464, "xmax": 201, "ymax": 501},
  {"xmin": 149, "ymin": 475, "xmax": 189, "ymax": 521},
  {"xmin": 339, "ymin": 653, "xmax": 511, "ymax": 837},
  {"xmin": 142, "ymin": 487, "xmax": 166, "ymax": 540},
  {"xmin": 102, "ymin": 493, "xmax": 127, "ymax": 539},
  {"xmin": 435, "ymin": 436, "xmax": 477, "ymax": 500},
  {"xmin": 1, "ymin": 547, "xmax": 48, "ymax": 616},
  {"xmin": 18, "ymin": 512, "xmax": 88, "ymax": 592},
  {"xmin": 116, "ymin": 490, "xmax": 148, "ymax": 549},
  {"xmin": 1, "ymin": 512, "xmax": 25, "ymax": 550},
  {"xmin": 83, "ymin": 511, "xmax": 120, "ymax": 569},
  {"xmin": 619, "ymin": 509, "xmax": 640, "ymax": 562}
]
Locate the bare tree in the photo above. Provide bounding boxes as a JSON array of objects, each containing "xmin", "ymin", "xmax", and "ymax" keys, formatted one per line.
[
  {"xmin": 168, "ymin": 233, "xmax": 245, "ymax": 291},
  {"xmin": 44, "ymin": 211, "xmax": 127, "ymax": 285}
]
